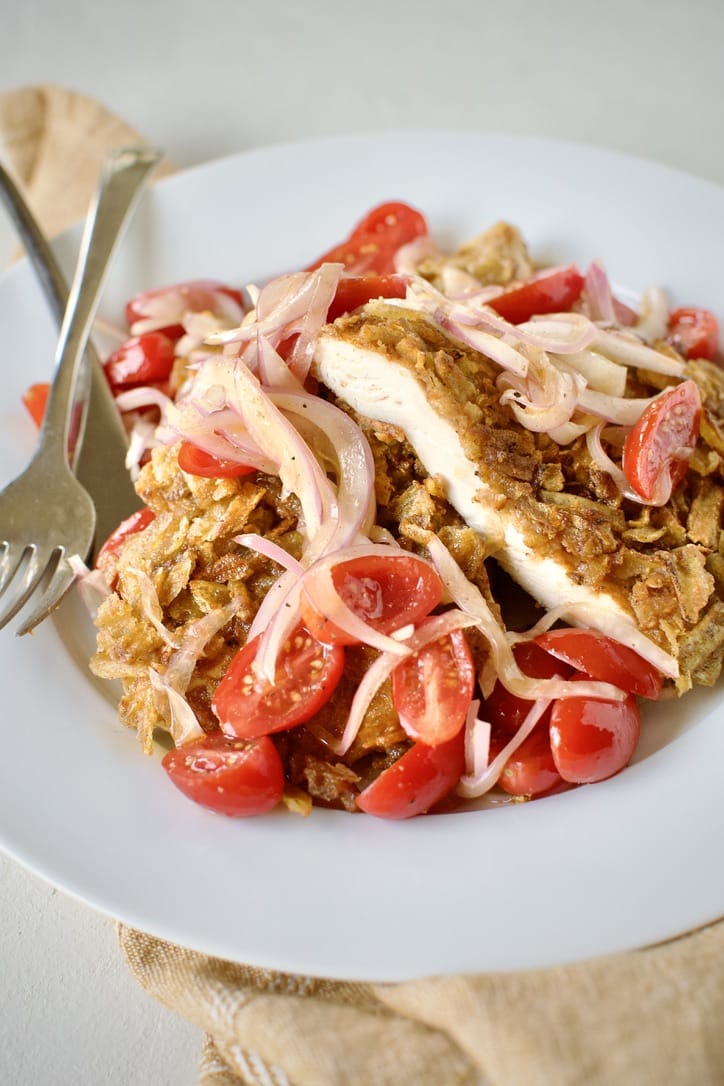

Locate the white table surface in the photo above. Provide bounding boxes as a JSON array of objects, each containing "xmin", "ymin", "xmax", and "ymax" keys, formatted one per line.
[{"xmin": 2, "ymin": 1, "xmax": 724, "ymax": 1082}]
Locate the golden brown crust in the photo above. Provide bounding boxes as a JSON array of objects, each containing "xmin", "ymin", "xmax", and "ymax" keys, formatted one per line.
[
  {"xmin": 91, "ymin": 446, "xmax": 303, "ymax": 752},
  {"xmin": 325, "ymin": 304, "xmax": 724, "ymax": 688},
  {"xmin": 91, "ymin": 441, "xmax": 492, "ymax": 808},
  {"xmin": 416, "ymin": 221, "xmax": 535, "ymax": 288},
  {"xmin": 91, "ymin": 221, "xmax": 724, "ymax": 816}
]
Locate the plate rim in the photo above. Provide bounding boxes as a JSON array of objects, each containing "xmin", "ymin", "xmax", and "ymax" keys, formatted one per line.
[{"xmin": 1, "ymin": 128, "xmax": 723, "ymax": 981}]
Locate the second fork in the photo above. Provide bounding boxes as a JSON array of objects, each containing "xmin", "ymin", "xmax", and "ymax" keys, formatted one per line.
[{"xmin": 0, "ymin": 146, "xmax": 162, "ymax": 635}]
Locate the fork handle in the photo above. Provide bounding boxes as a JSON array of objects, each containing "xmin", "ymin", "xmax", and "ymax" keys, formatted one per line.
[
  {"xmin": 0, "ymin": 158, "xmax": 116, "ymax": 474},
  {"xmin": 0, "ymin": 161, "xmax": 70, "ymax": 329},
  {"xmin": 37, "ymin": 147, "xmax": 162, "ymax": 460}
]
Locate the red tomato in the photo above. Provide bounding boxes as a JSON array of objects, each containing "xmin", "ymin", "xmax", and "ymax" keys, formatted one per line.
[
  {"xmin": 391, "ymin": 626, "xmax": 475, "ymax": 745},
  {"xmin": 667, "ymin": 306, "xmax": 719, "ymax": 361},
  {"xmin": 22, "ymin": 383, "xmax": 83, "ymax": 459},
  {"xmin": 493, "ymin": 725, "xmax": 563, "ymax": 797},
  {"xmin": 213, "ymin": 625, "xmax": 345, "ymax": 739},
  {"xmin": 488, "ymin": 265, "xmax": 585, "ymax": 324},
  {"xmin": 356, "ymin": 729, "xmax": 465, "ymax": 820},
  {"xmin": 104, "ymin": 332, "xmax": 176, "ymax": 390},
  {"xmin": 482, "ymin": 640, "xmax": 572, "ymax": 735},
  {"xmin": 549, "ymin": 691, "xmax": 641, "ymax": 784},
  {"xmin": 22, "ymin": 381, "xmax": 50, "ymax": 428},
  {"xmin": 347, "ymin": 202, "xmax": 427, "ymax": 243},
  {"xmin": 307, "ymin": 202, "xmax": 428, "ymax": 275},
  {"xmin": 177, "ymin": 441, "xmax": 256, "ymax": 479},
  {"xmin": 535, "ymin": 628, "xmax": 662, "ymax": 700},
  {"xmin": 326, "ymin": 274, "xmax": 408, "ymax": 323},
  {"xmin": 125, "ymin": 279, "xmax": 245, "ymax": 337},
  {"xmin": 300, "ymin": 553, "xmax": 443, "ymax": 647},
  {"xmin": 622, "ymin": 379, "xmax": 702, "ymax": 503},
  {"xmin": 162, "ymin": 733, "xmax": 284, "ymax": 816}
]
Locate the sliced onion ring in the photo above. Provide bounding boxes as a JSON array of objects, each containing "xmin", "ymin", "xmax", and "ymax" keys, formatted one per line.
[
  {"xmin": 457, "ymin": 697, "xmax": 552, "ymax": 799},
  {"xmin": 425, "ymin": 537, "xmax": 628, "ymax": 701}
]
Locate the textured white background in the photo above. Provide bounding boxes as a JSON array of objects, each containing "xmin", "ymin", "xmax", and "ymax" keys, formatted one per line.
[{"xmin": 2, "ymin": 0, "xmax": 724, "ymax": 1082}]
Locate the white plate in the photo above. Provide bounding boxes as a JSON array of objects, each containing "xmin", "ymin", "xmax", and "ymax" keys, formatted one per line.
[{"xmin": 1, "ymin": 132, "xmax": 723, "ymax": 982}]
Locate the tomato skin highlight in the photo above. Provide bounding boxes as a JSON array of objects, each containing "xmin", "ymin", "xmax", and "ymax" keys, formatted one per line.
[
  {"xmin": 348, "ymin": 203, "xmax": 427, "ymax": 243},
  {"xmin": 326, "ymin": 274, "xmax": 408, "ymax": 323},
  {"xmin": 104, "ymin": 332, "xmax": 176, "ymax": 390},
  {"xmin": 301, "ymin": 553, "xmax": 443, "ymax": 647},
  {"xmin": 162, "ymin": 733, "xmax": 284, "ymax": 816},
  {"xmin": 622, "ymin": 379, "xmax": 702, "ymax": 503},
  {"xmin": 535, "ymin": 629, "xmax": 662, "ymax": 700},
  {"xmin": 549, "ymin": 692, "xmax": 641, "ymax": 784},
  {"xmin": 356, "ymin": 729, "xmax": 465, "ymax": 820},
  {"xmin": 488, "ymin": 265, "xmax": 584, "ymax": 324},
  {"xmin": 392, "ymin": 626, "xmax": 475, "ymax": 746},
  {"xmin": 667, "ymin": 306, "xmax": 719, "ymax": 361},
  {"xmin": 213, "ymin": 625, "xmax": 345, "ymax": 739},
  {"xmin": 307, "ymin": 202, "xmax": 428, "ymax": 275},
  {"xmin": 177, "ymin": 441, "xmax": 256, "ymax": 479},
  {"xmin": 493, "ymin": 725, "xmax": 563, "ymax": 797}
]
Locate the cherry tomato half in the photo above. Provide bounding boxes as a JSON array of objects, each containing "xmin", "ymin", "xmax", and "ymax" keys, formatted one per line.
[
  {"xmin": 213, "ymin": 625, "xmax": 345, "ymax": 739},
  {"xmin": 22, "ymin": 381, "xmax": 50, "ymax": 428},
  {"xmin": 493, "ymin": 725, "xmax": 563, "ymax": 798},
  {"xmin": 300, "ymin": 553, "xmax": 443, "ymax": 647},
  {"xmin": 21, "ymin": 383, "xmax": 85, "ymax": 465},
  {"xmin": 535, "ymin": 628, "xmax": 662, "ymax": 700},
  {"xmin": 348, "ymin": 203, "xmax": 426, "ymax": 242},
  {"xmin": 326, "ymin": 274, "xmax": 409, "ymax": 323},
  {"xmin": 104, "ymin": 332, "xmax": 176, "ymax": 390},
  {"xmin": 177, "ymin": 441, "xmax": 256, "ymax": 479},
  {"xmin": 482, "ymin": 640, "xmax": 572, "ymax": 736},
  {"xmin": 622, "ymin": 379, "xmax": 702, "ymax": 503},
  {"xmin": 667, "ymin": 306, "xmax": 719, "ymax": 361},
  {"xmin": 488, "ymin": 265, "xmax": 584, "ymax": 325},
  {"xmin": 549, "ymin": 690, "xmax": 641, "ymax": 784},
  {"xmin": 356, "ymin": 728, "xmax": 465, "ymax": 820},
  {"xmin": 162, "ymin": 733, "xmax": 284, "ymax": 816},
  {"xmin": 391, "ymin": 625, "xmax": 475, "ymax": 746},
  {"xmin": 307, "ymin": 202, "xmax": 428, "ymax": 275}
]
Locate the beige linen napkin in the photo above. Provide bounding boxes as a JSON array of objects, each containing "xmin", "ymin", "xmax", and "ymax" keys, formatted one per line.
[
  {"xmin": 0, "ymin": 84, "xmax": 174, "ymax": 244},
  {"xmin": 4, "ymin": 83, "xmax": 724, "ymax": 1086}
]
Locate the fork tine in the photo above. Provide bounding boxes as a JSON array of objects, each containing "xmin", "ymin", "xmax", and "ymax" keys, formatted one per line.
[
  {"xmin": 0, "ymin": 548, "xmax": 60, "ymax": 633},
  {"xmin": 0, "ymin": 542, "xmax": 31, "ymax": 598},
  {"xmin": 15, "ymin": 553, "xmax": 76, "ymax": 636},
  {"xmin": 0, "ymin": 543, "xmax": 9, "ymax": 592}
]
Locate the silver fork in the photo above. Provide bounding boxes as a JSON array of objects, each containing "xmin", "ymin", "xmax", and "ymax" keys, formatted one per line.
[
  {"xmin": 0, "ymin": 146, "xmax": 161, "ymax": 635},
  {"xmin": 0, "ymin": 158, "xmax": 143, "ymax": 552}
]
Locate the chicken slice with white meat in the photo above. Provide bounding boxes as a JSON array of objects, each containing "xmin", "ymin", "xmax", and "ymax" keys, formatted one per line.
[{"xmin": 314, "ymin": 301, "xmax": 724, "ymax": 690}]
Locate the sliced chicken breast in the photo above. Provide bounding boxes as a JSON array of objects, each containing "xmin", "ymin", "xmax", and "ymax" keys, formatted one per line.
[{"xmin": 314, "ymin": 302, "xmax": 720, "ymax": 684}]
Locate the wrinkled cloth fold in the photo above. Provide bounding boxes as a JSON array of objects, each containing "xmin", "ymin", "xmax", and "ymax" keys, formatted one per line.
[
  {"xmin": 119, "ymin": 921, "xmax": 724, "ymax": 1086},
  {"xmin": 0, "ymin": 82, "xmax": 172, "ymax": 245},
  {"xmin": 4, "ymin": 82, "xmax": 723, "ymax": 1086}
]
